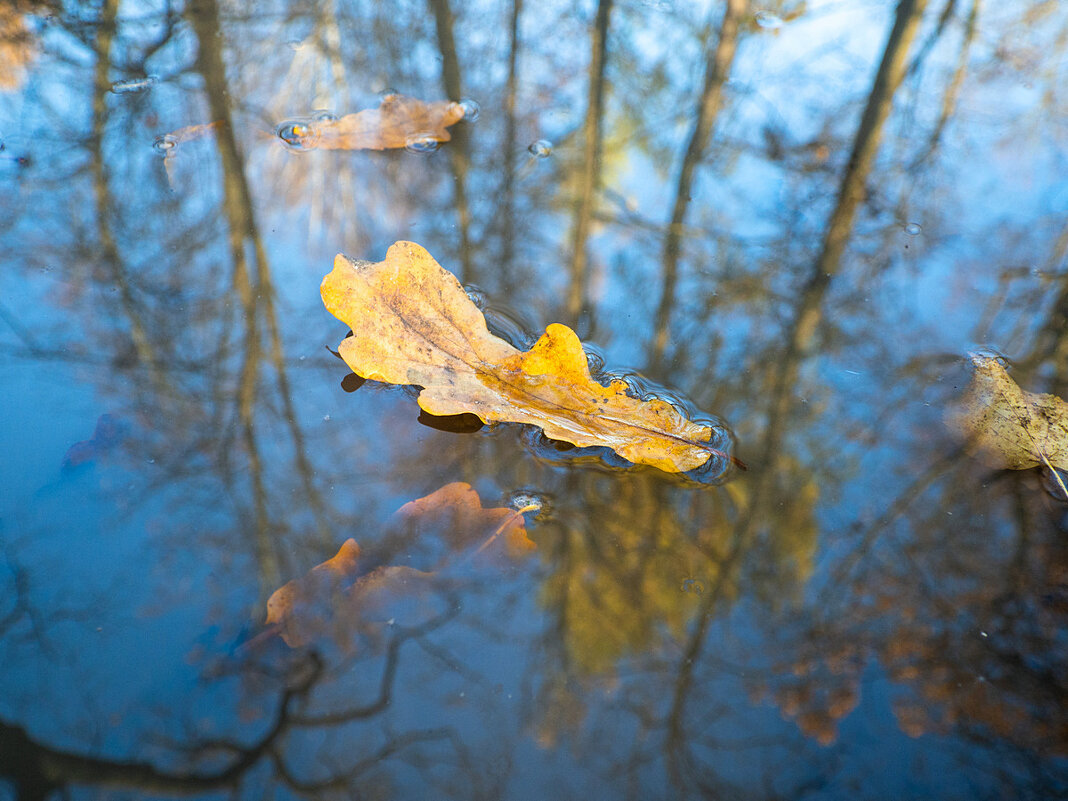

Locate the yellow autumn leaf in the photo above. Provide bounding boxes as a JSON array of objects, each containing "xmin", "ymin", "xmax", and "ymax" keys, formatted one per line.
[
  {"xmin": 948, "ymin": 354, "xmax": 1068, "ymax": 497},
  {"xmin": 321, "ymin": 241, "xmax": 741, "ymax": 475}
]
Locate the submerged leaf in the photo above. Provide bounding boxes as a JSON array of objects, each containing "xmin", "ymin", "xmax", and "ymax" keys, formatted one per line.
[
  {"xmin": 390, "ymin": 482, "xmax": 536, "ymax": 560},
  {"xmin": 948, "ymin": 355, "xmax": 1068, "ymax": 496},
  {"xmin": 264, "ymin": 483, "xmax": 534, "ymax": 648},
  {"xmin": 321, "ymin": 241, "xmax": 739, "ymax": 475},
  {"xmin": 279, "ymin": 94, "xmax": 464, "ymax": 151},
  {"xmin": 265, "ymin": 539, "xmax": 363, "ymax": 646}
]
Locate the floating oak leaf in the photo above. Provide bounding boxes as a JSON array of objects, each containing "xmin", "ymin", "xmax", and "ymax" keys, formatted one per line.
[
  {"xmin": 264, "ymin": 483, "xmax": 535, "ymax": 648},
  {"xmin": 278, "ymin": 94, "xmax": 464, "ymax": 151},
  {"xmin": 321, "ymin": 241, "xmax": 740, "ymax": 475},
  {"xmin": 947, "ymin": 354, "xmax": 1068, "ymax": 498}
]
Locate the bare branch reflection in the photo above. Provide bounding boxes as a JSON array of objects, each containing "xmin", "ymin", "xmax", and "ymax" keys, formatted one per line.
[{"xmin": 2, "ymin": 0, "xmax": 1068, "ymax": 798}]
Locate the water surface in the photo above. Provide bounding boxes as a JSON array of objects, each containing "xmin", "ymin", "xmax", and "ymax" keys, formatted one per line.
[{"xmin": 2, "ymin": 0, "xmax": 1067, "ymax": 798}]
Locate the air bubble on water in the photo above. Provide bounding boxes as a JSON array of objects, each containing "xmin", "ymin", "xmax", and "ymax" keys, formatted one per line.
[
  {"xmin": 903, "ymin": 221, "xmax": 923, "ymax": 235},
  {"xmin": 754, "ymin": 11, "xmax": 783, "ymax": 29},
  {"xmin": 378, "ymin": 88, "xmax": 399, "ymax": 102},
  {"xmin": 312, "ymin": 109, "xmax": 338, "ymax": 123},
  {"xmin": 404, "ymin": 133, "xmax": 441, "ymax": 154},
  {"xmin": 153, "ymin": 134, "xmax": 177, "ymax": 155},
  {"xmin": 276, "ymin": 120, "xmax": 317, "ymax": 151},
  {"xmin": 286, "ymin": 38, "xmax": 305, "ymax": 50},
  {"xmin": 110, "ymin": 75, "xmax": 158, "ymax": 94},
  {"xmin": 528, "ymin": 139, "xmax": 552, "ymax": 158},
  {"xmin": 458, "ymin": 98, "xmax": 481, "ymax": 122}
]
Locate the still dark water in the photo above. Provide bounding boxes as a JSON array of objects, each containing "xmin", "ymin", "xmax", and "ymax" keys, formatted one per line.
[{"xmin": 2, "ymin": 0, "xmax": 1068, "ymax": 798}]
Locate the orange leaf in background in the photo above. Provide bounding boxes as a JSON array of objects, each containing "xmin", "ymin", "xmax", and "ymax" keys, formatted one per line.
[
  {"xmin": 321, "ymin": 241, "xmax": 741, "ymax": 475},
  {"xmin": 279, "ymin": 94, "xmax": 465, "ymax": 151},
  {"xmin": 263, "ymin": 483, "xmax": 535, "ymax": 648}
]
